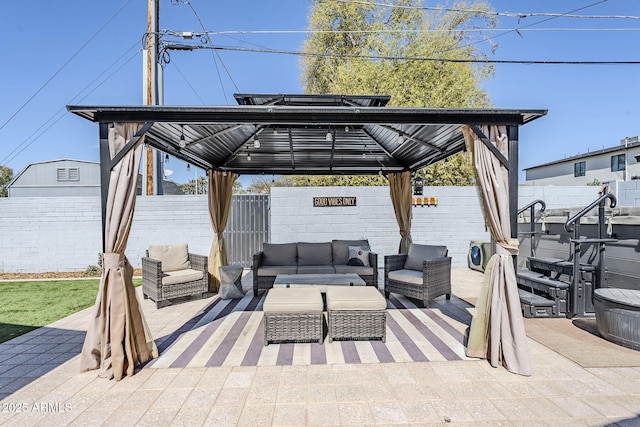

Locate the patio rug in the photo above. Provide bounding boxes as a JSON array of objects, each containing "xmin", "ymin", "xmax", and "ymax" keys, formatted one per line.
[
  {"xmin": 524, "ymin": 317, "xmax": 640, "ymax": 368},
  {"xmin": 146, "ymin": 291, "xmax": 474, "ymax": 369}
]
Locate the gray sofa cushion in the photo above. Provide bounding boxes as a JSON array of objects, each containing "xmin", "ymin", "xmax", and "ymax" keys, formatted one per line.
[
  {"xmin": 333, "ymin": 264, "xmax": 374, "ymax": 276},
  {"xmin": 296, "ymin": 265, "xmax": 336, "ymax": 275},
  {"xmin": 257, "ymin": 266, "xmax": 298, "ymax": 276},
  {"xmin": 297, "ymin": 242, "xmax": 333, "ymax": 266},
  {"xmin": 332, "ymin": 239, "xmax": 370, "ymax": 265},
  {"xmin": 262, "ymin": 243, "xmax": 297, "ymax": 266},
  {"xmin": 404, "ymin": 244, "xmax": 448, "ymax": 271}
]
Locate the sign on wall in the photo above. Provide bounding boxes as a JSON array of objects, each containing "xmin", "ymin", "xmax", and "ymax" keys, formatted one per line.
[{"xmin": 313, "ymin": 196, "xmax": 357, "ymax": 207}]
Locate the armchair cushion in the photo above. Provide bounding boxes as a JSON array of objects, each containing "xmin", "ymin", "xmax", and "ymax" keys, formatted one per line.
[
  {"xmin": 262, "ymin": 243, "xmax": 297, "ymax": 266},
  {"xmin": 387, "ymin": 269, "xmax": 422, "ymax": 285},
  {"xmin": 148, "ymin": 243, "xmax": 190, "ymax": 272},
  {"xmin": 162, "ymin": 269, "xmax": 204, "ymax": 286},
  {"xmin": 297, "ymin": 242, "xmax": 333, "ymax": 266},
  {"xmin": 404, "ymin": 244, "xmax": 448, "ymax": 271}
]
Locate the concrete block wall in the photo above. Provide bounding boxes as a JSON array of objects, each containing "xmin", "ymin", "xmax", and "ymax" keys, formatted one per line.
[
  {"xmin": 127, "ymin": 195, "xmax": 214, "ymax": 269},
  {"xmin": 0, "ymin": 197, "xmax": 102, "ymax": 272},
  {"xmin": 270, "ymin": 186, "xmax": 489, "ymax": 268},
  {"xmin": 517, "ymin": 185, "xmax": 602, "ymax": 209},
  {"xmin": 0, "ymin": 196, "xmax": 213, "ymax": 273},
  {"xmin": 612, "ymin": 180, "xmax": 640, "ymax": 207},
  {"xmin": 0, "ymin": 185, "xmax": 608, "ymax": 272}
]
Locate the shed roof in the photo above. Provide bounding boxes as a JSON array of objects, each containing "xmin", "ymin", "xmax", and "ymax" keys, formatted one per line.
[{"xmin": 67, "ymin": 94, "xmax": 546, "ymax": 176}]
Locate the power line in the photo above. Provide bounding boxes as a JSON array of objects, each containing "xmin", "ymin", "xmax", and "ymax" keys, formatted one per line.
[
  {"xmin": 447, "ymin": 1, "xmax": 609, "ymax": 58},
  {"xmin": 0, "ymin": 0, "xmax": 135, "ymax": 134},
  {"xmin": 1, "ymin": 44, "xmax": 140, "ymax": 166},
  {"xmin": 163, "ymin": 44, "xmax": 640, "ymax": 66},
  {"xmin": 163, "ymin": 27, "xmax": 640, "ymax": 37},
  {"xmin": 172, "ymin": 0, "xmax": 240, "ymax": 103},
  {"xmin": 336, "ymin": 0, "xmax": 640, "ymax": 20}
]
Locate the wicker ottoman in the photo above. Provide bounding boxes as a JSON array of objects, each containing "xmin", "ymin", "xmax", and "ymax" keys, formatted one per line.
[
  {"xmin": 326, "ymin": 287, "xmax": 387, "ymax": 343},
  {"xmin": 263, "ymin": 288, "xmax": 324, "ymax": 345}
]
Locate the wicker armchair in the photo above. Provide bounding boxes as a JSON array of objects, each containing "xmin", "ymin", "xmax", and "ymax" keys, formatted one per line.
[
  {"xmin": 384, "ymin": 244, "xmax": 451, "ymax": 308},
  {"xmin": 142, "ymin": 243, "xmax": 209, "ymax": 308}
]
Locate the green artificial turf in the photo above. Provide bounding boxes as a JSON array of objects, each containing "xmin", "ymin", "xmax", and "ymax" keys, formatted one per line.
[{"xmin": 0, "ymin": 278, "xmax": 142, "ymax": 343}]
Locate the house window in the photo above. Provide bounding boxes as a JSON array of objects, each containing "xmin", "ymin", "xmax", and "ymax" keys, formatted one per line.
[
  {"xmin": 611, "ymin": 154, "xmax": 625, "ymax": 172},
  {"xmin": 56, "ymin": 168, "xmax": 66, "ymax": 181},
  {"xmin": 574, "ymin": 161, "xmax": 586, "ymax": 177}
]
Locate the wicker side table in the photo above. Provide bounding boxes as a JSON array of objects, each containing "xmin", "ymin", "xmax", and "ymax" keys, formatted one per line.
[
  {"xmin": 219, "ymin": 265, "xmax": 245, "ymax": 300},
  {"xmin": 326, "ymin": 287, "xmax": 387, "ymax": 343},
  {"xmin": 263, "ymin": 288, "xmax": 324, "ymax": 345}
]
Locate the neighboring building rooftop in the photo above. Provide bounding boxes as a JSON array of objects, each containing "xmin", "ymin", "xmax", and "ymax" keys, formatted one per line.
[{"xmin": 524, "ymin": 136, "xmax": 640, "ymax": 170}]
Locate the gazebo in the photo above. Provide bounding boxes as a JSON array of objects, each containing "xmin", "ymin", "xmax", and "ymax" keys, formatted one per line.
[{"xmin": 67, "ymin": 94, "xmax": 546, "ymax": 380}]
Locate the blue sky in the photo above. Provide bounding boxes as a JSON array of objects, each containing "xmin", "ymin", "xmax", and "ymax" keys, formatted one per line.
[{"xmin": 1, "ymin": 0, "xmax": 638, "ymax": 187}]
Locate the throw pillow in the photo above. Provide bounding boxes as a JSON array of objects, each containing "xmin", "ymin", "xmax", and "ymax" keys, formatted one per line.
[{"xmin": 347, "ymin": 246, "xmax": 370, "ymax": 267}]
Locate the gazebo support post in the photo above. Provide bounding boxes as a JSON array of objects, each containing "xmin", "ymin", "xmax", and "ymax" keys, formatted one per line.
[
  {"xmin": 507, "ymin": 125, "xmax": 519, "ymax": 240},
  {"xmin": 99, "ymin": 122, "xmax": 111, "ymax": 253},
  {"xmin": 508, "ymin": 125, "xmax": 519, "ymax": 273}
]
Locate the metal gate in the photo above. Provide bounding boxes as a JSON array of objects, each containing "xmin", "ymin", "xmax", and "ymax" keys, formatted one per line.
[{"xmin": 225, "ymin": 194, "xmax": 269, "ymax": 268}]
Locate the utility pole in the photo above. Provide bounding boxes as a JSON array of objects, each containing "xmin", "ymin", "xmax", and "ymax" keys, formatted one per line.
[{"xmin": 144, "ymin": 0, "xmax": 161, "ymax": 195}]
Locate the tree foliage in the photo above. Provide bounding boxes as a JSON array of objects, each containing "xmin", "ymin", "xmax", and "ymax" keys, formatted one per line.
[
  {"xmin": 178, "ymin": 176, "xmax": 209, "ymax": 195},
  {"xmin": 0, "ymin": 165, "xmax": 13, "ymax": 197},
  {"xmin": 301, "ymin": 0, "xmax": 496, "ymax": 185},
  {"xmin": 248, "ymin": 174, "xmax": 388, "ymax": 193}
]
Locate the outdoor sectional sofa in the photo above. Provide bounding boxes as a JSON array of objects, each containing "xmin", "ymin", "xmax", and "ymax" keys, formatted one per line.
[{"xmin": 252, "ymin": 240, "xmax": 378, "ymax": 296}]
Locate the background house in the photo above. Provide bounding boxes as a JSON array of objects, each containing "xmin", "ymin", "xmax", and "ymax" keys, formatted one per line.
[
  {"xmin": 524, "ymin": 136, "xmax": 640, "ymax": 186},
  {"xmin": 8, "ymin": 159, "xmax": 101, "ymax": 197},
  {"xmin": 8, "ymin": 159, "xmax": 184, "ymax": 197}
]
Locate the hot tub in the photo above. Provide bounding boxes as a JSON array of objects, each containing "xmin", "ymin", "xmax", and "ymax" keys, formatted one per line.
[{"xmin": 593, "ymin": 288, "xmax": 640, "ymax": 351}]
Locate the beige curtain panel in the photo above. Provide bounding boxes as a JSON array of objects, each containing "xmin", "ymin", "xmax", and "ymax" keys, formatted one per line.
[
  {"xmin": 79, "ymin": 123, "xmax": 157, "ymax": 380},
  {"xmin": 207, "ymin": 170, "xmax": 239, "ymax": 293},
  {"xmin": 462, "ymin": 125, "xmax": 531, "ymax": 376},
  {"xmin": 388, "ymin": 171, "xmax": 413, "ymax": 254}
]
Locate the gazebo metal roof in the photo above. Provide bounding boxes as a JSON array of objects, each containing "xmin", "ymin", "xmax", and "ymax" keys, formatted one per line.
[{"xmin": 67, "ymin": 94, "xmax": 546, "ymax": 176}]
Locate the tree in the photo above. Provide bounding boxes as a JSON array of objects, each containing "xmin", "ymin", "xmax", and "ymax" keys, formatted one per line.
[
  {"xmin": 178, "ymin": 176, "xmax": 209, "ymax": 195},
  {"xmin": 248, "ymin": 174, "xmax": 388, "ymax": 193},
  {"xmin": 301, "ymin": 0, "xmax": 496, "ymax": 185},
  {"xmin": 0, "ymin": 165, "xmax": 13, "ymax": 197}
]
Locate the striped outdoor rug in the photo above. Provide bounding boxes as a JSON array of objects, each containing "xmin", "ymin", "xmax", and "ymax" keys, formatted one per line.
[{"xmin": 147, "ymin": 290, "xmax": 474, "ymax": 369}]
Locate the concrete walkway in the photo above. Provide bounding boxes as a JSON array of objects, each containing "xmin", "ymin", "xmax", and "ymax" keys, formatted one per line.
[{"xmin": 1, "ymin": 269, "xmax": 639, "ymax": 426}]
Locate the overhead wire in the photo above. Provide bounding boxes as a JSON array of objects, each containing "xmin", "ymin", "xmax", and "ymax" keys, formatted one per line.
[
  {"xmin": 430, "ymin": 0, "xmax": 610, "ymax": 59},
  {"xmin": 336, "ymin": 0, "xmax": 640, "ymax": 20},
  {"xmin": 172, "ymin": 0, "xmax": 239, "ymax": 104},
  {"xmin": 164, "ymin": 44, "xmax": 640, "ymax": 65},
  {"xmin": 0, "ymin": 0, "xmax": 135, "ymax": 135},
  {"xmin": 164, "ymin": 27, "xmax": 640, "ymax": 36},
  {"xmin": 1, "ymin": 42, "xmax": 141, "ymax": 166}
]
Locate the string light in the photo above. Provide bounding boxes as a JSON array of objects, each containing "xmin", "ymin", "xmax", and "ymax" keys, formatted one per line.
[{"xmin": 179, "ymin": 124, "xmax": 186, "ymax": 148}]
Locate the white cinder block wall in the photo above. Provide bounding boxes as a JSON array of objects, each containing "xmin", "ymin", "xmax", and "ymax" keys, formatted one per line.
[
  {"xmin": 0, "ymin": 186, "xmax": 607, "ymax": 272},
  {"xmin": 270, "ymin": 186, "xmax": 489, "ymax": 268}
]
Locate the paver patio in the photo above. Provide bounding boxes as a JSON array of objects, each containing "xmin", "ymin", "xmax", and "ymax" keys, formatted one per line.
[{"xmin": 1, "ymin": 268, "xmax": 639, "ymax": 426}]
